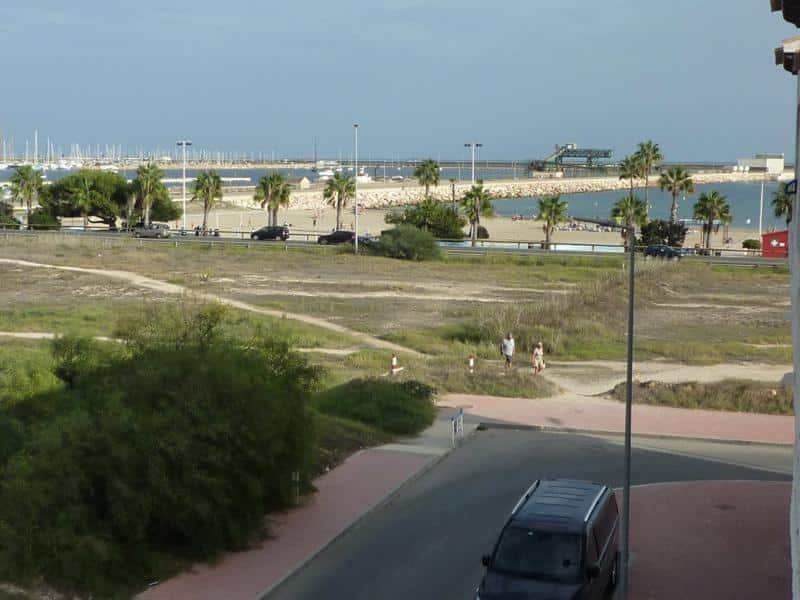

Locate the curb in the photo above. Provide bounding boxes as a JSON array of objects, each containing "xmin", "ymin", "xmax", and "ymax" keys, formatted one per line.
[
  {"xmin": 476, "ymin": 422, "xmax": 794, "ymax": 448},
  {"xmin": 256, "ymin": 429, "xmax": 475, "ymax": 599}
]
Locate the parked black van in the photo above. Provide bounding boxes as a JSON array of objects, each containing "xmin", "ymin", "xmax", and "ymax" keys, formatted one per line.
[{"xmin": 476, "ymin": 479, "xmax": 619, "ymax": 600}]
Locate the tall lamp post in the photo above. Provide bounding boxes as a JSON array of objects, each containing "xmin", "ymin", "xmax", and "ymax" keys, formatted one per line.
[
  {"xmin": 464, "ymin": 142, "xmax": 483, "ymax": 184},
  {"xmin": 354, "ymin": 123, "xmax": 359, "ymax": 254},
  {"xmin": 770, "ymin": 5, "xmax": 800, "ymax": 597},
  {"xmin": 176, "ymin": 140, "xmax": 192, "ymax": 230}
]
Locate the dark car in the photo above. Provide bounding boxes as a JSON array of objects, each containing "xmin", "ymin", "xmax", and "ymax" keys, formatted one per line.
[
  {"xmin": 644, "ymin": 244, "xmax": 682, "ymax": 260},
  {"xmin": 476, "ymin": 479, "xmax": 619, "ymax": 600},
  {"xmin": 317, "ymin": 230, "xmax": 355, "ymax": 245},
  {"xmin": 251, "ymin": 225, "xmax": 290, "ymax": 241}
]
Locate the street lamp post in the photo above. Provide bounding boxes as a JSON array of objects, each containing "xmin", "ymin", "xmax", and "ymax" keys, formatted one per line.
[
  {"xmin": 354, "ymin": 124, "xmax": 359, "ymax": 254},
  {"xmin": 176, "ymin": 140, "xmax": 192, "ymax": 231},
  {"xmin": 464, "ymin": 142, "xmax": 483, "ymax": 184}
]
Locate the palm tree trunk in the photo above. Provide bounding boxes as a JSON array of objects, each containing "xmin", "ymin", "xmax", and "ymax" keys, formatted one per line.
[
  {"xmin": 26, "ymin": 198, "xmax": 32, "ymax": 229},
  {"xmin": 706, "ymin": 218, "xmax": 712, "ymax": 249},
  {"xmin": 644, "ymin": 170, "xmax": 650, "ymax": 219},
  {"xmin": 144, "ymin": 199, "xmax": 151, "ymax": 226},
  {"xmin": 546, "ymin": 226, "xmax": 552, "ymax": 250},
  {"xmin": 82, "ymin": 211, "xmax": 88, "ymax": 230},
  {"xmin": 670, "ymin": 192, "xmax": 678, "ymax": 224},
  {"xmin": 336, "ymin": 199, "xmax": 342, "ymax": 231},
  {"xmin": 202, "ymin": 197, "xmax": 209, "ymax": 231},
  {"xmin": 471, "ymin": 219, "xmax": 477, "ymax": 247},
  {"xmin": 272, "ymin": 208, "xmax": 278, "ymax": 227}
]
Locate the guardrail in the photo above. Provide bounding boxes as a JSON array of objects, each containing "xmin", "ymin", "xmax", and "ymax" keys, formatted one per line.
[{"xmin": 0, "ymin": 228, "xmax": 787, "ymax": 266}]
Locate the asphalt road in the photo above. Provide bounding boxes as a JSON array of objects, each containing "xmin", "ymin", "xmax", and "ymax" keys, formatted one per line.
[
  {"xmin": 263, "ymin": 429, "xmax": 791, "ymax": 600},
  {"xmin": 0, "ymin": 230, "xmax": 785, "ymax": 266}
]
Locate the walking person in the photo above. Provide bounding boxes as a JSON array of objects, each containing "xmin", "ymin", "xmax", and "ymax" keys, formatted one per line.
[
  {"xmin": 501, "ymin": 333, "xmax": 515, "ymax": 370},
  {"xmin": 532, "ymin": 341, "xmax": 546, "ymax": 374}
]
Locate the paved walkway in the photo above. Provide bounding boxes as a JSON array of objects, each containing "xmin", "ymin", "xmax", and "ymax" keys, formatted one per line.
[
  {"xmin": 444, "ymin": 393, "xmax": 794, "ymax": 444},
  {"xmin": 629, "ymin": 480, "xmax": 790, "ymax": 599},
  {"xmin": 137, "ymin": 409, "xmax": 476, "ymax": 600}
]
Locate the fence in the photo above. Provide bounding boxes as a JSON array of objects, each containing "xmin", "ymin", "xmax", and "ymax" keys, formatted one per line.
[{"xmin": 451, "ymin": 408, "xmax": 465, "ymax": 448}]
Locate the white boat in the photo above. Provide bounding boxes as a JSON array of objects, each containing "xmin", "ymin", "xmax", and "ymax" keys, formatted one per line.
[{"xmin": 317, "ymin": 169, "xmax": 335, "ymax": 181}]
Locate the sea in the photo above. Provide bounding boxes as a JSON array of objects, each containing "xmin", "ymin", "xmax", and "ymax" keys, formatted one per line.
[{"xmin": 0, "ymin": 167, "xmax": 787, "ymax": 233}]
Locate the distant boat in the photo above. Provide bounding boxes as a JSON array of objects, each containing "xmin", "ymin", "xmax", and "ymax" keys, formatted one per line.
[{"xmin": 317, "ymin": 169, "xmax": 335, "ymax": 181}]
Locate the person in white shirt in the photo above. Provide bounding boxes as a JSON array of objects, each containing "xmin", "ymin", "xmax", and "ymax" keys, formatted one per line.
[{"xmin": 501, "ymin": 333, "xmax": 515, "ymax": 369}]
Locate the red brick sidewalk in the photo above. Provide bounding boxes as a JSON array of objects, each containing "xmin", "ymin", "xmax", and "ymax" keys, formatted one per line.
[
  {"xmin": 444, "ymin": 394, "xmax": 794, "ymax": 444},
  {"xmin": 629, "ymin": 480, "xmax": 790, "ymax": 599},
  {"xmin": 137, "ymin": 448, "xmax": 434, "ymax": 600}
]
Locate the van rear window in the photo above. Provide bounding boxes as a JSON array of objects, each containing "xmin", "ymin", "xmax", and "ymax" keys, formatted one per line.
[{"xmin": 493, "ymin": 528, "xmax": 581, "ymax": 582}]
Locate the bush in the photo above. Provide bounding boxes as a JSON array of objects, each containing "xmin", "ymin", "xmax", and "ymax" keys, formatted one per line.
[
  {"xmin": 0, "ymin": 201, "xmax": 19, "ymax": 228},
  {"xmin": 384, "ymin": 199, "xmax": 466, "ymax": 239},
  {"xmin": 742, "ymin": 238, "xmax": 761, "ymax": 250},
  {"xmin": 375, "ymin": 224, "xmax": 441, "ymax": 261},
  {"xmin": 0, "ymin": 304, "xmax": 319, "ymax": 595},
  {"xmin": 639, "ymin": 219, "xmax": 688, "ymax": 247},
  {"xmin": 313, "ymin": 377, "xmax": 437, "ymax": 435},
  {"xmin": 477, "ymin": 225, "xmax": 489, "ymax": 239},
  {"xmin": 27, "ymin": 207, "xmax": 61, "ymax": 230}
]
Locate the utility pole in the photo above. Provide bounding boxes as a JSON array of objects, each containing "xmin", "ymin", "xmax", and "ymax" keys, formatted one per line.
[
  {"xmin": 769, "ymin": 4, "xmax": 800, "ymax": 598},
  {"xmin": 354, "ymin": 123, "xmax": 359, "ymax": 254},
  {"xmin": 176, "ymin": 140, "xmax": 192, "ymax": 231}
]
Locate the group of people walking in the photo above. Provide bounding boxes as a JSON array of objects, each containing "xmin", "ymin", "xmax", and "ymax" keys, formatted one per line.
[{"xmin": 501, "ymin": 333, "xmax": 545, "ymax": 373}]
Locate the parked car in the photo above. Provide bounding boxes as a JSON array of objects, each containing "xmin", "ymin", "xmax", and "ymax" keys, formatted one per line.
[
  {"xmin": 133, "ymin": 223, "xmax": 171, "ymax": 238},
  {"xmin": 251, "ymin": 225, "xmax": 290, "ymax": 241},
  {"xmin": 476, "ymin": 479, "xmax": 620, "ymax": 600},
  {"xmin": 644, "ymin": 244, "xmax": 682, "ymax": 260},
  {"xmin": 317, "ymin": 230, "xmax": 355, "ymax": 245}
]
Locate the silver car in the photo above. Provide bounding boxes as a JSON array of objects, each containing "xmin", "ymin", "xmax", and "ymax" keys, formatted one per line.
[{"xmin": 133, "ymin": 223, "xmax": 171, "ymax": 238}]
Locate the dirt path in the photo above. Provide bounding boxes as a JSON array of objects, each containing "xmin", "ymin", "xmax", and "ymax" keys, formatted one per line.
[{"xmin": 0, "ymin": 258, "xmax": 420, "ymax": 356}]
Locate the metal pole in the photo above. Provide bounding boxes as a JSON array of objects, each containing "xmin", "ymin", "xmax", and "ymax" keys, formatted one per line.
[
  {"xmin": 759, "ymin": 181, "xmax": 764, "ymax": 240},
  {"xmin": 354, "ymin": 123, "xmax": 359, "ymax": 254},
  {"xmin": 182, "ymin": 143, "xmax": 187, "ymax": 231},
  {"xmin": 790, "ymin": 72, "xmax": 800, "ymax": 600},
  {"xmin": 620, "ymin": 225, "xmax": 636, "ymax": 600},
  {"xmin": 471, "ymin": 144, "xmax": 476, "ymax": 184}
]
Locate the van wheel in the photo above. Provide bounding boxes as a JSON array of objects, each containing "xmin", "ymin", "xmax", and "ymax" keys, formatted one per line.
[{"xmin": 608, "ymin": 552, "xmax": 620, "ymax": 591}]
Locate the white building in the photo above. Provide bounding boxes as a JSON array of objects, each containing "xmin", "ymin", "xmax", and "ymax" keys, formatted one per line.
[{"xmin": 737, "ymin": 153, "xmax": 785, "ymax": 174}]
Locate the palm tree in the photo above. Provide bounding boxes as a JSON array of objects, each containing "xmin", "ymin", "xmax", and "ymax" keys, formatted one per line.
[
  {"xmin": 611, "ymin": 194, "xmax": 647, "ymax": 249},
  {"xmin": 134, "ymin": 163, "xmax": 164, "ymax": 226},
  {"xmin": 254, "ymin": 173, "xmax": 291, "ymax": 226},
  {"xmin": 72, "ymin": 172, "xmax": 96, "ymax": 230},
  {"xmin": 10, "ymin": 165, "xmax": 43, "ymax": 228},
  {"xmin": 461, "ymin": 181, "xmax": 493, "ymax": 247},
  {"xmin": 633, "ymin": 140, "xmax": 663, "ymax": 218},
  {"xmin": 693, "ymin": 191, "xmax": 732, "ymax": 250},
  {"xmin": 773, "ymin": 182, "xmax": 793, "ymax": 225},
  {"xmin": 323, "ymin": 172, "xmax": 355, "ymax": 231},
  {"xmin": 414, "ymin": 159, "xmax": 440, "ymax": 198},
  {"xmin": 658, "ymin": 166, "xmax": 694, "ymax": 224},
  {"xmin": 618, "ymin": 155, "xmax": 642, "ymax": 197},
  {"xmin": 192, "ymin": 170, "xmax": 223, "ymax": 232},
  {"xmin": 537, "ymin": 195, "xmax": 569, "ymax": 250}
]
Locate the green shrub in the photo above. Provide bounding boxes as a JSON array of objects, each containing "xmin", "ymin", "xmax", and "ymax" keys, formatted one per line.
[
  {"xmin": 384, "ymin": 199, "xmax": 466, "ymax": 239},
  {"xmin": 742, "ymin": 238, "xmax": 761, "ymax": 250},
  {"xmin": 27, "ymin": 208, "xmax": 60, "ymax": 231},
  {"xmin": 0, "ymin": 202, "xmax": 19, "ymax": 228},
  {"xmin": 477, "ymin": 225, "xmax": 489, "ymax": 239},
  {"xmin": 639, "ymin": 219, "xmax": 688, "ymax": 247},
  {"xmin": 610, "ymin": 378, "xmax": 793, "ymax": 415},
  {"xmin": 313, "ymin": 377, "xmax": 437, "ymax": 435},
  {"xmin": 0, "ymin": 304, "xmax": 319, "ymax": 595},
  {"xmin": 375, "ymin": 224, "xmax": 441, "ymax": 261}
]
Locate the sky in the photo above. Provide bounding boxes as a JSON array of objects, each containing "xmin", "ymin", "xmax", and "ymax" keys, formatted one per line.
[{"xmin": 0, "ymin": 0, "xmax": 797, "ymax": 162}]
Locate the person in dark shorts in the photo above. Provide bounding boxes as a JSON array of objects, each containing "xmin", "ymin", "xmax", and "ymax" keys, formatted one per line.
[{"xmin": 501, "ymin": 333, "xmax": 515, "ymax": 369}]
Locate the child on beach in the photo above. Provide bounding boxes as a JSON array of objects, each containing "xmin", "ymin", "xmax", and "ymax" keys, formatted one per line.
[
  {"xmin": 532, "ymin": 342, "xmax": 545, "ymax": 374},
  {"xmin": 501, "ymin": 333, "xmax": 515, "ymax": 369}
]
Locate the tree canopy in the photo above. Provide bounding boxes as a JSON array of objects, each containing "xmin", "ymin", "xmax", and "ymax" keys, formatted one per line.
[
  {"xmin": 255, "ymin": 172, "xmax": 291, "ymax": 227},
  {"xmin": 323, "ymin": 172, "xmax": 355, "ymax": 231},
  {"xmin": 693, "ymin": 190, "xmax": 732, "ymax": 249},
  {"xmin": 413, "ymin": 159, "xmax": 440, "ymax": 197},
  {"xmin": 385, "ymin": 197, "xmax": 466, "ymax": 239},
  {"xmin": 658, "ymin": 166, "xmax": 694, "ymax": 223},
  {"xmin": 773, "ymin": 181, "xmax": 793, "ymax": 225},
  {"xmin": 461, "ymin": 182, "xmax": 493, "ymax": 247},
  {"xmin": 537, "ymin": 195, "xmax": 569, "ymax": 249}
]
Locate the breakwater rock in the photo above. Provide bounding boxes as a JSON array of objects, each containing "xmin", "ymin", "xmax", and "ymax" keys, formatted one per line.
[{"xmin": 226, "ymin": 171, "xmax": 776, "ymax": 211}]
